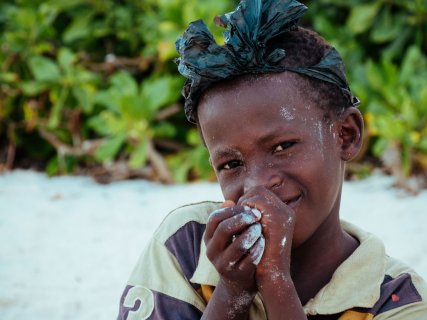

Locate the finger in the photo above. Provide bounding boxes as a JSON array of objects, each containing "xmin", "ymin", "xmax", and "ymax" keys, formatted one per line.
[
  {"xmin": 220, "ymin": 200, "xmax": 235, "ymax": 208},
  {"xmin": 237, "ymin": 236, "xmax": 265, "ymax": 273},
  {"xmin": 238, "ymin": 194, "xmax": 270, "ymax": 216},
  {"xmin": 208, "ymin": 210, "xmax": 261, "ymax": 251},
  {"xmin": 205, "ymin": 205, "xmax": 242, "ymax": 240},
  {"xmin": 237, "ymin": 186, "xmax": 273, "ymax": 207},
  {"xmin": 240, "ymin": 195, "xmax": 295, "ymax": 251},
  {"xmin": 250, "ymin": 236, "xmax": 265, "ymax": 266},
  {"xmin": 240, "ymin": 192, "xmax": 293, "ymax": 223},
  {"xmin": 223, "ymin": 223, "xmax": 262, "ymax": 268}
]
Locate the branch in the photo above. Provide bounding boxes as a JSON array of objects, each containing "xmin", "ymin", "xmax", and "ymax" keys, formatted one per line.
[
  {"xmin": 84, "ymin": 55, "xmax": 153, "ymax": 73},
  {"xmin": 147, "ymin": 139, "xmax": 173, "ymax": 183},
  {"xmin": 38, "ymin": 127, "xmax": 103, "ymax": 157},
  {"xmin": 91, "ymin": 161, "xmax": 156, "ymax": 184},
  {"xmin": 155, "ymin": 104, "xmax": 181, "ymax": 121}
]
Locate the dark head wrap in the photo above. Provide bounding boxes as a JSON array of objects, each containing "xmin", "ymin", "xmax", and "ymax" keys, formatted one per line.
[{"xmin": 176, "ymin": 0, "xmax": 360, "ymax": 123}]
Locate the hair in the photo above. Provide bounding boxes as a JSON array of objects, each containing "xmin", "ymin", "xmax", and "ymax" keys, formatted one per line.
[
  {"xmin": 272, "ymin": 26, "xmax": 350, "ymax": 116},
  {"xmin": 195, "ymin": 26, "xmax": 350, "ymax": 123}
]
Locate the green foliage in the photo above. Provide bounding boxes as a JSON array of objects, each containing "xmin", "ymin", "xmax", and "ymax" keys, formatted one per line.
[
  {"xmin": 167, "ymin": 129, "xmax": 215, "ymax": 183},
  {"xmin": 0, "ymin": 0, "xmax": 233, "ymax": 181},
  {"xmin": 305, "ymin": 0, "xmax": 427, "ymax": 184},
  {"xmin": 1, "ymin": 0, "xmax": 426, "ymax": 185},
  {"xmin": 364, "ymin": 47, "xmax": 427, "ymax": 176}
]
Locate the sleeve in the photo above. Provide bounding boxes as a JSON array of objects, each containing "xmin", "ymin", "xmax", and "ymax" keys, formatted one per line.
[
  {"xmin": 117, "ymin": 236, "xmax": 206, "ymax": 320},
  {"xmin": 373, "ymin": 301, "xmax": 427, "ymax": 319},
  {"xmin": 371, "ymin": 273, "xmax": 427, "ymax": 320}
]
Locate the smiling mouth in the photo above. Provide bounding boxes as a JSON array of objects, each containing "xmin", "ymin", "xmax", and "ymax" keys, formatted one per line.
[{"xmin": 284, "ymin": 194, "xmax": 302, "ymax": 207}]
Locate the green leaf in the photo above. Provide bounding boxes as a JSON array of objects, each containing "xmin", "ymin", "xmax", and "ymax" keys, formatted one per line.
[
  {"xmin": 28, "ymin": 55, "xmax": 61, "ymax": 82},
  {"xmin": 187, "ymin": 128, "xmax": 201, "ymax": 146},
  {"xmin": 167, "ymin": 153, "xmax": 193, "ymax": 183},
  {"xmin": 370, "ymin": 8, "xmax": 401, "ymax": 43},
  {"xmin": 58, "ymin": 47, "xmax": 76, "ymax": 71},
  {"xmin": 377, "ymin": 115, "xmax": 405, "ymax": 139},
  {"xmin": 63, "ymin": 12, "xmax": 94, "ymax": 43},
  {"xmin": 72, "ymin": 85, "xmax": 95, "ymax": 113},
  {"xmin": 20, "ymin": 81, "xmax": 47, "ymax": 95},
  {"xmin": 347, "ymin": 3, "xmax": 380, "ymax": 34},
  {"xmin": 365, "ymin": 60, "xmax": 384, "ymax": 92},
  {"xmin": 48, "ymin": 88, "xmax": 69, "ymax": 129},
  {"xmin": 372, "ymin": 138, "xmax": 389, "ymax": 156},
  {"xmin": 46, "ymin": 157, "xmax": 59, "ymax": 176},
  {"xmin": 0, "ymin": 72, "xmax": 18, "ymax": 83},
  {"xmin": 401, "ymin": 143, "xmax": 412, "ymax": 176},
  {"xmin": 154, "ymin": 122, "xmax": 176, "ymax": 138},
  {"xmin": 419, "ymin": 137, "xmax": 427, "ymax": 152},
  {"xmin": 400, "ymin": 46, "xmax": 422, "ymax": 84},
  {"xmin": 94, "ymin": 90, "xmax": 120, "ymax": 111},
  {"xmin": 99, "ymin": 110, "xmax": 127, "ymax": 135},
  {"xmin": 95, "ymin": 132, "xmax": 127, "ymax": 162},
  {"xmin": 402, "ymin": 100, "xmax": 418, "ymax": 128},
  {"xmin": 129, "ymin": 139, "xmax": 149, "ymax": 169},
  {"xmin": 110, "ymin": 71, "xmax": 138, "ymax": 96},
  {"xmin": 119, "ymin": 95, "xmax": 144, "ymax": 119},
  {"xmin": 382, "ymin": 28, "xmax": 412, "ymax": 61},
  {"xmin": 140, "ymin": 76, "xmax": 183, "ymax": 115},
  {"xmin": 87, "ymin": 115, "xmax": 110, "ymax": 136}
]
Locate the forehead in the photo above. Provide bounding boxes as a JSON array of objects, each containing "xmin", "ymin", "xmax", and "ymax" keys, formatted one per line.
[
  {"xmin": 201, "ymin": 72, "xmax": 303, "ymax": 105},
  {"xmin": 198, "ymin": 72, "xmax": 325, "ymax": 128}
]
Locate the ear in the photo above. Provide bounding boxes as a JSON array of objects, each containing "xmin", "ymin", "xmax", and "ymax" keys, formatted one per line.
[{"xmin": 337, "ymin": 107, "xmax": 364, "ymax": 161}]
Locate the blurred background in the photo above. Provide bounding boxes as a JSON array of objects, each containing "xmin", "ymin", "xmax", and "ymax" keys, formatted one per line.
[{"xmin": 0, "ymin": 0, "xmax": 426, "ymax": 191}]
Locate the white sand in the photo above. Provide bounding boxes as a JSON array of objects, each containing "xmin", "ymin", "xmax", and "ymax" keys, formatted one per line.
[{"xmin": 0, "ymin": 170, "xmax": 426, "ymax": 319}]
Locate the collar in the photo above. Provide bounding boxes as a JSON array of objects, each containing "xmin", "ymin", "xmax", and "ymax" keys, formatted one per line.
[{"xmin": 191, "ymin": 220, "xmax": 386, "ymax": 315}]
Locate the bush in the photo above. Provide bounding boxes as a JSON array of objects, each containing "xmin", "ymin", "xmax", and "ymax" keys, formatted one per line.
[
  {"xmin": 0, "ymin": 0, "xmax": 232, "ymax": 182},
  {"xmin": 304, "ymin": 0, "xmax": 427, "ymax": 190},
  {"xmin": 1, "ymin": 0, "xmax": 426, "ymax": 188}
]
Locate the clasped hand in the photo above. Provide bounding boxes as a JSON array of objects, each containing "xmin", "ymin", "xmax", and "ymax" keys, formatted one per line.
[{"xmin": 204, "ymin": 186, "xmax": 296, "ymax": 294}]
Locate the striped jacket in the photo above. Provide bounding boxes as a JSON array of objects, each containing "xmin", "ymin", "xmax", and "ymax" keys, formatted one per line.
[{"xmin": 118, "ymin": 201, "xmax": 427, "ymax": 319}]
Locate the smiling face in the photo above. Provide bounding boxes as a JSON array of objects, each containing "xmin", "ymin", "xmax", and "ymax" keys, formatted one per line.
[{"xmin": 198, "ymin": 72, "xmax": 361, "ymax": 248}]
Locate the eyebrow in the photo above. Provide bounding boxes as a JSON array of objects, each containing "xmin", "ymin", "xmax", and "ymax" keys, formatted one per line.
[
  {"xmin": 255, "ymin": 127, "xmax": 298, "ymax": 146},
  {"xmin": 211, "ymin": 147, "xmax": 241, "ymax": 161},
  {"xmin": 210, "ymin": 127, "xmax": 300, "ymax": 160}
]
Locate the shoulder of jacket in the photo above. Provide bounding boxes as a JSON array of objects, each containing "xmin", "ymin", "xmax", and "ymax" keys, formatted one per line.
[{"xmin": 153, "ymin": 201, "xmax": 221, "ymax": 243}]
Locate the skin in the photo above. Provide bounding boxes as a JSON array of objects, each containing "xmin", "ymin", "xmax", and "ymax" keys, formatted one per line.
[{"xmin": 198, "ymin": 72, "xmax": 364, "ymax": 320}]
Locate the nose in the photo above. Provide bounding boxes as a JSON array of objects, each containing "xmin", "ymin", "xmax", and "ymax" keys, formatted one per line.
[{"xmin": 243, "ymin": 165, "xmax": 283, "ymax": 193}]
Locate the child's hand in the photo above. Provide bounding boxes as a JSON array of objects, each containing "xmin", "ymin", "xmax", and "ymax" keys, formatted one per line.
[
  {"xmin": 204, "ymin": 201, "xmax": 265, "ymax": 294},
  {"xmin": 237, "ymin": 186, "xmax": 296, "ymax": 286}
]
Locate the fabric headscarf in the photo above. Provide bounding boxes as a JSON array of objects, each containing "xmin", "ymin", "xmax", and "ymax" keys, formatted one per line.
[{"xmin": 176, "ymin": 0, "xmax": 360, "ymax": 123}]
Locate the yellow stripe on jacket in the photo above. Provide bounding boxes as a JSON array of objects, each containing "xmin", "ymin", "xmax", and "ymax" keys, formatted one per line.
[{"xmin": 339, "ymin": 310, "xmax": 374, "ymax": 320}]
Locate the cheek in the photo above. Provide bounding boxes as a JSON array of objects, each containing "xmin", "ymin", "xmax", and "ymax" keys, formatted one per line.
[
  {"xmin": 293, "ymin": 144, "xmax": 340, "ymax": 201},
  {"xmin": 218, "ymin": 175, "xmax": 243, "ymax": 203},
  {"xmin": 309, "ymin": 122, "xmax": 329, "ymax": 159},
  {"xmin": 299, "ymin": 152, "xmax": 342, "ymax": 221}
]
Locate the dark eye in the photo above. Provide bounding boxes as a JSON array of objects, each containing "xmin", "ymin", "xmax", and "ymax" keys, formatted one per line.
[
  {"xmin": 219, "ymin": 160, "xmax": 242, "ymax": 170},
  {"xmin": 274, "ymin": 141, "xmax": 296, "ymax": 153}
]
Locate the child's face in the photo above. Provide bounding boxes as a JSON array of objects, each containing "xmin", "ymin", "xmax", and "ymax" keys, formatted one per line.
[{"xmin": 198, "ymin": 72, "xmax": 351, "ymax": 247}]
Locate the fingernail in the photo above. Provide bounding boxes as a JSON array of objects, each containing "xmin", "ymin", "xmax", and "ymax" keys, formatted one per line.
[
  {"xmin": 252, "ymin": 236, "xmax": 265, "ymax": 266},
  {"xmin": 221, "ymin": 200, "xmax": 235, "ymax": 208},
  {"xmin": 244, "ymin": 205, "xmax": 251, "ymax": 211},
  {"xmin": 251, "ymin": 208, "xmax": 262, "ymax": 219},
  {"xmin": 209, "ymin": 207, "xmax": 226, "ymax": 217}
]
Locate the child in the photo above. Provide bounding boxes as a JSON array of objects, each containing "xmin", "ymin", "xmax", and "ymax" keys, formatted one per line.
[{"xmin": 117, "ymin": 1, "xmax": 427, "ymax": 319}]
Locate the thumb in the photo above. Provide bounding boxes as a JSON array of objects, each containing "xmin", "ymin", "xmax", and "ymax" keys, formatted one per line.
[{"xmin": 220, "ymin": 200, "xmax": 235, "ymax": 208}]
